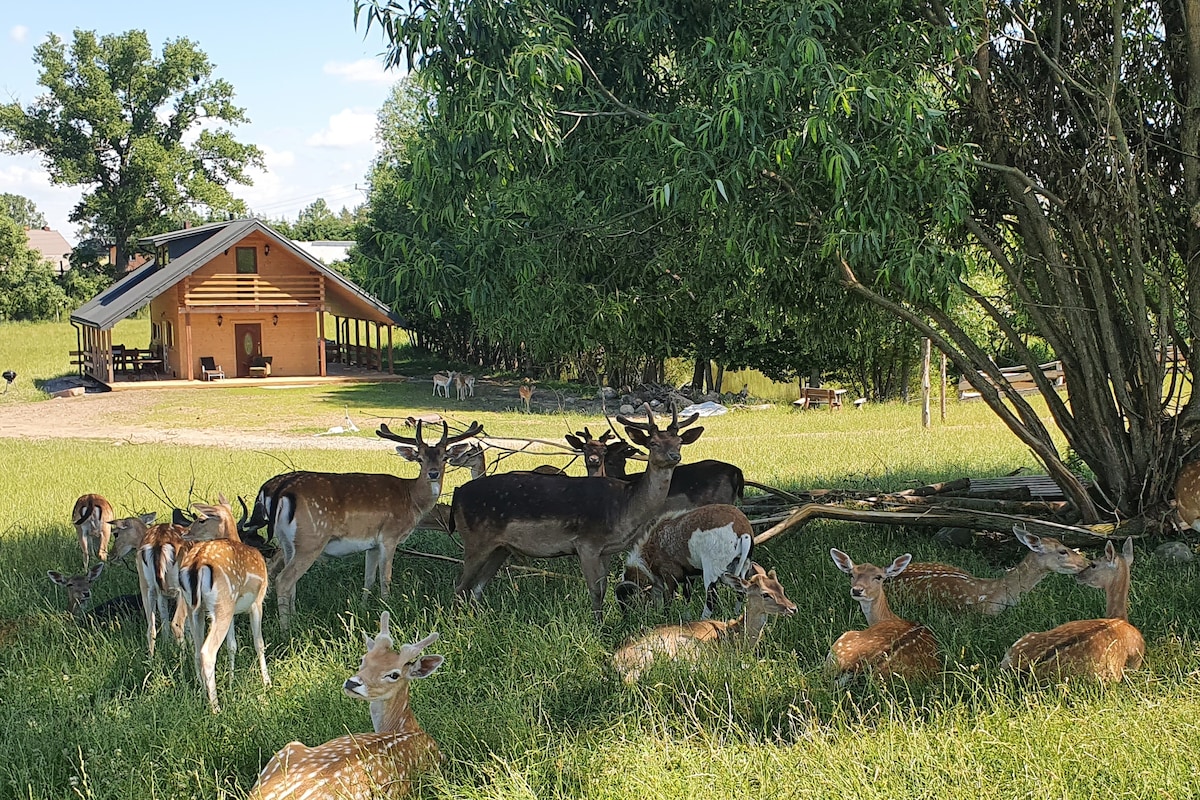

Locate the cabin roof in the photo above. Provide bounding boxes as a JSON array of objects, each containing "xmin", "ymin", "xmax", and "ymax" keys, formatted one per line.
[{"xmin": 70, "ymin": 219, "xmax": 399, "ymax": 329}]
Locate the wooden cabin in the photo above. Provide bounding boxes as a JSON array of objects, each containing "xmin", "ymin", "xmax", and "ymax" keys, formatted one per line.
[{"xmin": 70, "ymin": 220, "xmax": 399, "ymax": 383}]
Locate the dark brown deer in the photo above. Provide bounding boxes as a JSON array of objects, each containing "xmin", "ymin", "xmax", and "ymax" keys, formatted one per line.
[{"xmin": 451, "ymin": 406, "xmax": 703, "ymax": 620}]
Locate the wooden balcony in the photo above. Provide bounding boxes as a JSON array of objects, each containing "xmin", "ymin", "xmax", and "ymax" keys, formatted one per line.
[{"xmin": 181, "ymin": 274, "xmax": 324, "ymax": 309}]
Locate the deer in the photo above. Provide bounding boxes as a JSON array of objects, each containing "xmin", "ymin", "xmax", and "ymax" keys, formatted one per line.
[
  {"xmin": 451, "ymin": 405, "xmax": 703, "ymax": 620},
  {"xmin": 827, "ymin": 549, "xmax": 941, "ymax": 682},
  {"xmin": 432, "ymin": 371, "xmax": 454, "ymax": 398},
  {"xmin": 105, "ymin": 512, "xmax": 159, "ymax": 560},
  {"xmin": 48, "ymin": 563, "xmax": 107, "ymax": 615},
  {"xmin": 1175, "ymin": 460, "xmax": 1200, "ymax": 531},
  {"xmin": 1001, "ymin": 537, "xmax": 1145, "ymax": 681},
  {"xmin": 614, "ymin": 503, "xmax": 755, "ymax": 619},
  {"xmin": 272, "ymin": 420, "xmax": 483, "ymax": 630},
  {"xmin": 518, "ymin": 380, "xmax": 533, "ymax": 413},
  {"xmin": 454, "ymin": 372, "xmax": 475, "ymax": 400},
  {"xmin": 135, "ymin": 521, "xmax": 193, "ymax": 657},
  {"xmin": 248, "ymin": 612, "xmax": 443, "ymax": 800},
  {"xmin": 612, "ymin": 565, "xmax": 795, "ymax": 683},
  {"xmin": 72, "ymin": 494, "xmax": 114, "ymax": 568},
  {"xmin": 177, "ymin": 497, "xmax": 270, "ymax": 713},
  {"xmin": 885, "ymin": 526, "xmax": 1091, "ymax": 614}
]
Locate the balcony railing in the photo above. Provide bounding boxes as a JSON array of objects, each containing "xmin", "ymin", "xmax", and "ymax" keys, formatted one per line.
[{"xmin": 181, "ymin": 274, "xmax": 323, "ymax": 307}]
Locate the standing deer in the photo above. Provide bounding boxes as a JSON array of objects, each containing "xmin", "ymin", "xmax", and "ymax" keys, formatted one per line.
[
  {"xmin": 454, "ymin": 372, "xmax": 475, "ymax": 400},
  {"xmin": 105, "ymin": 512, "xmax": 158, "ymax": 560},
  {"xmin": 451, "ymin": 406, "xmax": 703, "ymax": 620},
  {"xmin": 1175, "ymin": 460, "xmax": 1200, "ymax": 531},
  {"xmin": 1002, "ymin": 537, "xmax": 1145, "ymax": 681},
  {"xmin": 827, "ymin": 549, "xmax": 941, "ymax": 681},
  {"xmin": 249, "ymin": 612, "xmax": 443, "ymax": 800},
  {"xmin": 518, "ymin": 380, "xmax": 533, "ymax": 413},
  {"xmin": 137, "ymin": 521, "xmax": 192, "ymax": 658},
  {"xmin": 178, "ymin": 497, "xmax": 270, "ymax": 712},
  {"xmin": 612, "ymin": 565, "xmax": 795, "ymax": 683},
  {"xmin": 432, "ymin": 371, "xmax": 454, "ymax": 398},
  {"xmin": 886, "ymin": 527, "xmax": 1090, "ymax": 614},
  {"xmin": 72, "ymin": 494, "xmax": 114, "ymax": 568},
  {"xmin": 272, "ymin": 421, "xmax": 483, "ymax": 630}
]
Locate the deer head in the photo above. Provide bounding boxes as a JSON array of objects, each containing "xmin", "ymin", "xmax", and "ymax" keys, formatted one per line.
[
  {"xmin": 345, "ymin": 612, "xmax": 443, "ymax": 731},
  {"xmin": 615, "ymin": 405, "xmax": 702, "ymax": 470},
  {"xmin": 377, "ymin": 420, "xmax": 484, "ymax": 491},
  {"xmin": 48, "ymin": 563, "xmax": 105, "ymax": 614},
  {"xmin": 831, "ymin": 548, "xmax": 911, "ymax": 625},
  {"xmin": 187, "ymin": 494, "xmax": 242, "ymax": 542}
]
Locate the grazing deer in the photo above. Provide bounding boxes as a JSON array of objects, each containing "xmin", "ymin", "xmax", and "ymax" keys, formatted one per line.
[
  {"xmin": 451, "ymin": 406, "xmax": 703, "ymax": 620},
  {"xmin": 887, "ymin": 527, "xmax": 1090, "ymax": 614},
  {"xmin": 48, "ymin": 563, "xmax": 106, "ymax": 615},
  {"xmin": 72, "ymin": 494, "xmax": 114, "ymax": 568},
  {"xmin": 178, "ymin": 497, "xmax": 270, "ymax": 712},
  {"xmin": 827, "ymin": 549, "xmax": 941, "ymax": 681},
  {"xmin": 615, "ymin": 503, "xmax": 755, "ymax": 618},
  {"xmin": 518, "ymin": 380, "xmax": 533, "ymax": 413},
  {"xmin": 432, "ymin": 371, "xmax": 454, "ymax": 398},
  {"xmin": 1175, "ymin": 460, "xmax": 1200, "ymax": 531},
  {"xmin": 272, "ymin": 421, "xmax": 483, "ymax": 630},
  {"xmin": 1002, "ymin": 537, "xmax": 1145, "ymax": 681},
  {"xmin": 612, "ymin": 565, "xmax": 795, "ymax": 683},
  {"xmin": 454, "ymin": 372, "xmax": 475, "ymax": 400},
  {"xmin": 249, "ymin": 612, "xmax": 443, "ymax": 800}
]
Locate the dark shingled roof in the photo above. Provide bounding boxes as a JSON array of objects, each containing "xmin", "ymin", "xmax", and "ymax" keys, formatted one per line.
[{"xmin": 70, "ymin": 219, "xmax": 399, "ymax": 329}]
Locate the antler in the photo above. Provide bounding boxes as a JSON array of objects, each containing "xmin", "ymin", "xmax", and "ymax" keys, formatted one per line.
[
  {"xmin": 616, "ymin": 403, "xmax": 656, "ymax": 431},
  {"xmin": 377, "ymin": 420, "xmax": 484, "ymax": 447}
]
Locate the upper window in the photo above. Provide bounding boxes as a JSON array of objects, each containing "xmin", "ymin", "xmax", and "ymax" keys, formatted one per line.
[{"xmin": 236, "ymin": 247, "xmax": 258, "ymax": 274}]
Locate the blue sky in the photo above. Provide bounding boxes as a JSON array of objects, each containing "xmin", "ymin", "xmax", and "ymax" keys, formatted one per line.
[{"xmin": 0, "ymin": 0, "xmax": 405, "ymax": 244}]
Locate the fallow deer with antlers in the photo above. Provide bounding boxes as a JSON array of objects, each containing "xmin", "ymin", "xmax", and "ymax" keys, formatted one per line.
[
  {"xmin": 72, "ymin": 494, "xmax": 114, "ymax": 568},
  {"xmin": 451, "ymin": 406, "xmax": 703, "ymax": 620},
  {"xmin": 178, "ymin": 497, "xmax": 270, "ymax": 712},
  {"xmin": 886, "ymin": 527, "xmax": 1090, "ymax": 614},
  {"xmin": 827, "ymin": 549, "xmax": 941, "ymax": 681},
  {"xmin": 1002, "ymin": 537, "xmax": 1144, "ymax": 681},
  {"xmin": 272, "ymin": 420, "xmax": 483, "ymax": 630},
  {"xmin": 612, "ymin": 564, "xmax": 795, "ymax": 683},
  {"xmin": 249, "ymin": 611, "xmax": 443, "ymax": 800}
]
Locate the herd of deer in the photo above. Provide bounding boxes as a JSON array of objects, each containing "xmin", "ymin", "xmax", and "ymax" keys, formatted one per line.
[{"xmin": 49, "ymin": 405, "xmax": 1159, "ymax": 799}]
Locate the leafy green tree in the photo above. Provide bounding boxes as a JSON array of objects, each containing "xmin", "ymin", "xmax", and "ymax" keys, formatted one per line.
[
  {"xmin": 0, "ymin": 193, "xmax": 46, "ymax": 229},
  {"xmin": 292, "ymin": 198, "xmax": 358, "ymax": 241},
  {"xmin": 0, "ymin": 29, "xmax": 263, "ymax": 271},
  {"xmin": 0, "ymin": 214, "xmax": 68, "ymax": 320}
]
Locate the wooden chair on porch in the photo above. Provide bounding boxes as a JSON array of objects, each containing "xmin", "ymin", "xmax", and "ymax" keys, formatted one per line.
[{"xmin": 200, "ymin": 356, "xmax": 225, "ymax": 381}]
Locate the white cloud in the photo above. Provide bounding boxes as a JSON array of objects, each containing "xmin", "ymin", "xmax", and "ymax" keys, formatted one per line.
[
  {"xmin": 323, "ymin": 59, "xmax": 400, "ymax": 85},
  {"xmin": 10, "ymin": 25, "xmax": 28, "ymax": 43},
  {"xmin": 306, "ymin": 109, "xmax": 378, "ymax": 149}
]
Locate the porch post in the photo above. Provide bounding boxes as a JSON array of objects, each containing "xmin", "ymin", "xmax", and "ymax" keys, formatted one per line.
[
  {"xmin": 387, "ymin": 325, "xmax": 394, "ymax": 374},
  {"xmin": 318, "ymin": 311, "xmax": 327, "ymax": 377},
  {"xmin": 184, "ymin": 312, "xmax": 194, "ymax": 380}
]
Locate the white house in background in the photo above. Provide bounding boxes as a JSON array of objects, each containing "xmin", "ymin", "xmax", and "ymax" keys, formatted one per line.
[
  {"xmin": 24, "ymin": 226, "xmax": 74, "ymax": 275},
  {"xmin": 294, "ymin": 240, "xmax": 353, "ymax": 265}
]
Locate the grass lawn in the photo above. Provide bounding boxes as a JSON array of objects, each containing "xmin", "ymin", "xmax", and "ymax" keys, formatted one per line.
[{"xmin": 1, "ymin": 320, "xmax": 1198, "ymax": 799}]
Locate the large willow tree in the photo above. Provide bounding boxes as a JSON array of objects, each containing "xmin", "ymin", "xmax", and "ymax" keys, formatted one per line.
[{"xmin": 356, "ymin": 0, "xmax": 1200, "ymax": 526}]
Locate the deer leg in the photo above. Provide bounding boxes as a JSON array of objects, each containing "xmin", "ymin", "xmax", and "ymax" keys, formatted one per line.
[
  {"xmin": 250, "ymin": 590, "xmax": 270, "ymax": 688},
  {"xmin": 273, "ymin": 549, "xmax": 322, "ymax": 632},
  {"xmin": 142, "ymin": 586, "xmax": 159, "ymax": 658},
  {"xmin": 363, "ymin": 546, "xmax": 381, "ymax": 596},
  {"xmin": 578, "ymin": 551, "xmax": 609, "ymax": 622},
  {"xmin": 201, "ymin": 602, "xmax": 234, "ymax": 713},
  {"xmin": 188, "ymin": 606, "xmax": 207, "ymax": 694},
  {"xmin": 78, "ymin": 527, "xmax": 91, "ymax": 570},
  {"xmin": 456, "ymin": 545, "xmax": 510, "ymax": 601},
  {"xmin": 223, "ymin": 615, "xmax": 238, "ymax": 680},
  {"xmin": 97, "ymin": 523, "xmax": 110, "ymax": 562},
  {"xmin": 169, "ymin": 593, "xmax": 187, "ymax": 644}
]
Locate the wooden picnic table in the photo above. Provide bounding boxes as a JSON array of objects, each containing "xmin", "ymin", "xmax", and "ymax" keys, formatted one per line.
[{"xmin": 793, "ymin": 387, "xmax": 847, "ymax": 410}]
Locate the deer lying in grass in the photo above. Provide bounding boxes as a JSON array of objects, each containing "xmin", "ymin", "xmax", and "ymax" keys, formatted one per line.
[
  {"xmin": 249, "ymin": 612, "xmax": 443, "ymax": 800},
  {"xmin": 827, "ymin": 549, "xmax": 941, "ymax": 681},
  {"xmin": 178, "ymin": 497, "xmax": 270, "ymax": 712},
  {"xmin": 886, "ymin": 527, "xmax": 1090, "ymax": 614},
  {"xmin": 272, "ymin": 421, "xmax": 482, "ymax": 630},
  {"xmin": 48, "ymin": 563, "xmax": 107, "ymax": 615},
  {"xmin": 1002, "ymin": 537, "xmax": 1145, "ymax": 681},
  {"xmin": 451, "ymin": 406, "xmax": 702, "ymax": 620},
  {"xmin": 614, "ymin": 503, "xmax": 754, "ymax": 618},
  {"xmin": 72, "ymin": 494, "xmax": 114, "ymax": 568},
  {"xmin": 612, "ymin": 565, "xmax": 794, "ymax": 683}
]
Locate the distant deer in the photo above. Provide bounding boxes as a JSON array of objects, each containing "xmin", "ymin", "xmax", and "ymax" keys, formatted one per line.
[
  {"xmin": 178, "ymin": 497, "xmax": 270, "ymax": 712},
  {"xmin": 518, "ymin": 380, "xmax": 533, "ymax": 413},
  {"xmin": 72, "ymin": 494, "xmax": 114, "ymax": 568},
  {"xmin": 249, "ymin": 612, "xmax": 443, "ymax": 800},
  {"xmin": 48, "ymin": 563, "xmax": 106, "ymax": 615},
  {"xmin": 432, "ymin": 371, "xmax": 454, "ymax": 398},
  {"xmin": 827, "ymin": 549, "xmax": 941, "ymax": 681},
  {"xmin": 451, "ymin": 405, "xmax": 703, "ymax": 620},
  {"xmin": 271, "ymin": 420, "xmax": 483, "ymax": 630},
  {"xmin": 1175, "ymin": 460, "xmax": 1200, "ymax": 531},
  {"xmin": 887, "ymin": 527, "xmax": 1090, "ymax": 614},
  {"xmin": 612, "ymin": 565, "xmax": 795, "ymax": 683},
  {"xmin": 1002, "ymin": 537, "xmax": 1145, "ymax": 681},
  {"xmin": 615, "ymin": 503, "xmax": 754, "ymax": 618},
  {"xmin": 455, "ymin": 372, "xmax": 475, "ymax": 400}
]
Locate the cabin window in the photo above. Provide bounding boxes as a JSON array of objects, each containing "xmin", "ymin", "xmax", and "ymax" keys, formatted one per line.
[
  {"xmin": 156, "ymin": 245, "xmax": 170, "ymax": 266},
  {"xmin": 236, "ymin": 247, "xmax": 258, "ymax": 274}
]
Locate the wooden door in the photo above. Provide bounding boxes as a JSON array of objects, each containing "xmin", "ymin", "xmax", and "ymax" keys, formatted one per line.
[{"xmin": 234, "ymin": 323, "xmax": 262, "ymax": 377}]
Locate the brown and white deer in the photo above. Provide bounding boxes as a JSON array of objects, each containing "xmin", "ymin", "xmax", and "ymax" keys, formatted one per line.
[
  {"xmin": 827, "ymin": 549, "xmax": 941, "ymax": 681},
  {"xmin": 451, "ymin": 406, "xmax": 703, "ymax": 620},
  {"xmin": 48, "ymin": 563, "xmax": 107, "ymax": 615},
  {"xmin": 249, "ymin": 612, "xmax": 443, "ymax": 800},
  {"xmin": 432, "ymin": 371, "xmax": 454, "ymax": 398},
  {"xmin": 454, "ymin": 372, "xmax": 475, "ymax": 400},
  {"xmin": 178, "ymin": 497, "xmax": 270, "ymax": 712},
  {"xmin": 136, "ymin": 520, "xmax": 192, "ymax": 658},
  {"xmin": 1175, "ymin": 460, "xmax": 1200, "ymax": 531},
  {"xmin": 271, "ymin": 420, "xmax": 483, "ymax": 630},
  {"xmin": 72, "ymin": 494, "xmax": 114, "ymax": 568},
  {"xmin": 612, "ymin": 565, "xmax": 795, "ymax": 683},
  {"xmin": 886, "ymin": 527, "xmax": 1090, "ymax": 614},
  {"xmin": 518, "ymin": 380, "xmax": 533, "ymax": 413},
  {"xmin": 1002, "ymin": 537, "xmax": 1145, "ymax": 681}
]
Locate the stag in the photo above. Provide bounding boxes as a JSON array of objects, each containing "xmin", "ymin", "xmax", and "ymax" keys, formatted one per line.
[
  {"xmin": 271, "ymin": 421, "xmax": 483, "ymax": 630},
  {"xmin": 451, "ymin": 406, "xmax": 703, "ymax": 620}
]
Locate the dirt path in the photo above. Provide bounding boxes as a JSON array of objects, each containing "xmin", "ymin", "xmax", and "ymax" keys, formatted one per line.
[{"xmin": 0, "ymin": 392, "xmax": 382, "ymax": 451}]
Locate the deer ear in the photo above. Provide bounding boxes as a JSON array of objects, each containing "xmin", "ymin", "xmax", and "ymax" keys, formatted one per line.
[
  {"xmin": 886, "ymin": 554, "xmax": 913, "ymax": 577},
  {"xmin": 1122, "ymin": 537, "xmax": 1135, "ymax": 562},
  {"xmin": 678, "ymin": 426, "xmax": 705, "ymax": 445},
  {"xmin": 830, "ymin": 548, "xmax": 855, "ymax": 574},
  {"xmin": 140, "ymin": 512, "xmax": 157, "ymax": 525},
  {"xmin": 218, "ymin": 492, "xmax": 229, "ymax": 507},
  {"xmin": 720, "ymin": 572, "xmax": 750, "ymax": 592},
  {"xmin": 624, "ymin": 427, "xmax": 651, "ymax": 447},
  {"xmin": 1104, "ymin": 540, "xmax": 1117, "ymax": 562},
  {"xmin": 1013, "ymin": 526, "xmax": 1040, "ymax": 551},
  {"xmin": 410, "ymin": 654, "xmax": 444, "ymax": 679},
  {"xmin": 564, "ymin": 434, "xmax": 584, "ymax": 451},
  {"xmin": 86, "ymin": 563, "xmax": 104, "ymax": 581},
  {"xmin": 48, "ymin": 570, "xmax": 67, "ymax": 586},
  {"xmin": 394, "ymin": 444, "xmax": 420, "ymax": 461}
]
